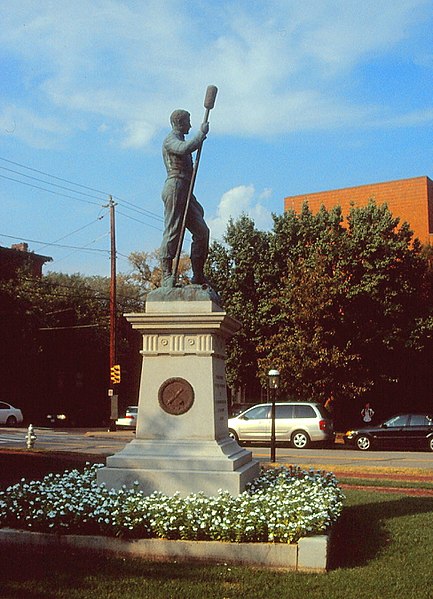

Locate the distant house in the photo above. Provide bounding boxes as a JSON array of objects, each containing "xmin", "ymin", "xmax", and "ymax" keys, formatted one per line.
[{"xmin": 0, "ymin": 243, "xmax": 52, "ymax": 280}]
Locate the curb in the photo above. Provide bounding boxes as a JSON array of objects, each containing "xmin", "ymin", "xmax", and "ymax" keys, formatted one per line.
[{"xmin": 0, "ymin": 528, "xmax": 330, "ymax": 572}]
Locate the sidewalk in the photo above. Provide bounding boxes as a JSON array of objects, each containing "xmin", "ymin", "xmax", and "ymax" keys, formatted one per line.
[{"xmin": 84, "ymin": 428, "xmax": 135, "ymax": 438}]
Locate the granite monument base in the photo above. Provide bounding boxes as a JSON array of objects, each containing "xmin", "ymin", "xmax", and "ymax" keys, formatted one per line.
[{"xmin": 97, "ymin": 286, "xmax": 259, "ymax": 496}]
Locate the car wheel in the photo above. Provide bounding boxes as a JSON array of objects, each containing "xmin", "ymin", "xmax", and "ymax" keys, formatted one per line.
[
  {"xmin": 228, "ymin": 429, "xmax": 240, "ymax": 443},
  {"xmin": 356, "ymin": 435, "xmax": 371, "ymax": 451},
  {"xmin": 428, "ymin": 437, "xmax": 433, "ymax": 452},
  {"xmin": 6, "ymin": 415, "xmax": 17, "ymax": 427},
  {"xmin": 291, "ymin": 430, "xmax": 310, "ymax": 449}
]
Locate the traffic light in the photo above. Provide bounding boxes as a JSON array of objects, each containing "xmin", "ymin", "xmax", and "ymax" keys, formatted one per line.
[{"xmin": 110, "ymin": 364, "xmax": 121, "ymax": 384}]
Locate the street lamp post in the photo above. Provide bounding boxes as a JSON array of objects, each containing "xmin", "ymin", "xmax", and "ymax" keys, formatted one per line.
[{"xmin": 268, "ymin": 369, "xmax": 280, "ymax": 463}]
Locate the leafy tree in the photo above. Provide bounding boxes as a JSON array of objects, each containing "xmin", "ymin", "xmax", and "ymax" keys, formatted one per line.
[
  {"xmin": 126, "ymin": 250, "xmax": 191, "ymax": 291},
  {"xmin": 0, "ymin": 268, "xmax": 142, "ymax": 424},
  {"xmin": 207, "ymin": 202, "xmax": 433, "ymax": 415},
  {"xmin": 207, "ymin": 215, "xmax": 270, "ymax": 399},
  {"xmin": 259, "ymin": 253, "xmax": 366, "ymax": 401}
]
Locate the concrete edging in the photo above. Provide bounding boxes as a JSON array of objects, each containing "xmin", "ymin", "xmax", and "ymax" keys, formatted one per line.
[{"xmin": 0, "ymin": 528, "xmax": 330, "ymax": 572}]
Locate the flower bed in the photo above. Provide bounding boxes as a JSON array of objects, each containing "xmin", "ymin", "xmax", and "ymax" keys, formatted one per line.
[{"xmin": 0, "ymin": 464, "xmax": 343, "ymax": 544}]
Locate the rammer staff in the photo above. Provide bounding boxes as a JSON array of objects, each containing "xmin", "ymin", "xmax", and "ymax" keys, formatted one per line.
[{"xmin": 172, "ymin": 85, "xmax": 218, "ymax": 285}]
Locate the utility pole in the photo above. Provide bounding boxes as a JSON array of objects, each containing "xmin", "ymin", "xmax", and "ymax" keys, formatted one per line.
[
  {"xmin": 108, "ymin": 195, "xmax": 119, "ymax": 430},
  {"xmin": 109, "ymin": 195, "xmax": 117, "ymax": 372}
]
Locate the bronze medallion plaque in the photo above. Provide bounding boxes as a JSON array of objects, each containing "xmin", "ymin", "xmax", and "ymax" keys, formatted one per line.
[{"xmin": 158, "ymin": 377, "xmax": 195, "ymax": 415}]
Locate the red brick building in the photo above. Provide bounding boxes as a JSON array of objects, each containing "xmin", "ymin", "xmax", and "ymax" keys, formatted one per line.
[
  {"xmin": 284, "ymin": 176, "xmax": 433, "ymax": 246},
  {"xmin": 0, "ymin": 242, "xmax": 52, "ymax": 279}
]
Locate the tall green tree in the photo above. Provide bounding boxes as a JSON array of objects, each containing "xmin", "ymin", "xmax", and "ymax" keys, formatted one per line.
[
  {"xmin": 207, "ymin": 215, "xmax": 270, "ymax": 398},
  {"xmin": 0, "ymin": 269, "xmax": 142, "ymax": 424},
  {"xmin": 206, "ymin": 202, "xmax": 433, "ymax": 414}
]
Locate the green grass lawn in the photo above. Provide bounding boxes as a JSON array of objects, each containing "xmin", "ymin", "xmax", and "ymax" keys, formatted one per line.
[{"xmin": 2, "ymin": 489, "xmax": 433, "ymax": 599}]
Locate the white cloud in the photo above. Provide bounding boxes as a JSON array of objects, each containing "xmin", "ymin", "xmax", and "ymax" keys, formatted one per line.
[
  {"xmin": 121, "ymin": 120, "xmax": 157, "ymax": 149},
  {"xmin": 208, "ymin": 185, "xmax": 274, "ymax": 241},
  {"xmin": 0, "ymin": 0, "xmax": 431, "ymax": 148},
  {"xmin": 380, "ymin": 107, "xmax": 433, "ymax": 127},
  {"xmin": 259, "ymin": 188, "xmax": 273, "ymax": 200},
  {"xmin": 0, "ymin": 104, "xmax": 70, "ymax": 149}
]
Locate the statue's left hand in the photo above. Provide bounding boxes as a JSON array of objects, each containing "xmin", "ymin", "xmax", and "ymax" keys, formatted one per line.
[{"xmin": 201, "ymin": 122, "xmax": 209, "ymax": 135}]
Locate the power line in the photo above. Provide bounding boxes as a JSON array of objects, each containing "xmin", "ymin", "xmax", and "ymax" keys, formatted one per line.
[
  {"xmin": 116, "ymin": 250, "xmax": 134, "ymax": 260},
  {"xmin": 113, "ymin": 196, "xmax": 163, "ymax": 223},
  {"xmin": 0, "ymin": 173, "xmax": 103, "ymax": 207},
  {"xmin": 0, "ymin": 156, "xmax": 111, "ymax": 197},
  {"xmin": 50, "ymin": 232, "xmax": 111, "ymax": 266},
  {"xmin": 0, "ymin": 165, "xmax": 107, "ymax": 203},
  {"xmin": 0, "ymin": 232, "xmax": 109, "ymax": 254},
  {"xmin": 32, "ymin": 215, "xmax": 107, "ymax": 253},
  {"xmin": 0, "ymin": 155, "xmax": 164, "ymax": 222},
  {"xmin": 1, "ymin": 156, "xmax": 165, "ymax": 269},
  {"xmin": 39, "ymin": 324, "xmax": 102, "ymax": 331},
  {"xmin": 117, "ymin": 210, "xmax": 162, "ymax": 231}
]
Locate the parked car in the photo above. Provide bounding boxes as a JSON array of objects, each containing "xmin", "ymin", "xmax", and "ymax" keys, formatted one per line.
[
  {"xmin": 0, "ymin": 402, "xmax": 24, "ymax": 426},
  {"xmin": 46, "ymin": 413, "xmax": 69, "ymax": 426},
  {"xmin": 344, "ymin": 413, "xmax": 433, "ymax": 451},
  {"xmin": 228, "ymin": 403, "xmax": 256, "ymax": 418},
  {"xmin": 228, "ymin": 402, "xmax": 334, "ymax": 448},
  {"xmin": 116, "ymin": 406, "xmax": 138, "ymax": 429}
]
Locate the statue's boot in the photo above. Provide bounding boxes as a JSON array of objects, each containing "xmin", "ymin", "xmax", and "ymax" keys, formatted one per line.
[
  {"xmin": 161, "ymin": 258, "xmax": 175, "ymax": 288},
  {"xmin": 191, "ymin": 257, "xmax": 208, "ymax": 285}
]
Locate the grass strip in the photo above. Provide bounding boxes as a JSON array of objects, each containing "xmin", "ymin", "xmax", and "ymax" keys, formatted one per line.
[
  {"xmin": 338, "ymin": 477, "xmax": 433, "ymax": 490},
  {"xmin": 278, "ymin": 462, "xmax": 432, "ymax": 479}
]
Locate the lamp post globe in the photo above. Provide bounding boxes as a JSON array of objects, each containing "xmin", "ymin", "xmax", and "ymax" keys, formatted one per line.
[{"xmin": 268, "ymin": 369, "xmax": 280, "ymax": 389}]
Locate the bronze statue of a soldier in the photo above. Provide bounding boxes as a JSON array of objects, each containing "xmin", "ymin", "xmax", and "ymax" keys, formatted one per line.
[{"xmin": 160, "ymin": 109, "xmax": 210, "ymax": 287}]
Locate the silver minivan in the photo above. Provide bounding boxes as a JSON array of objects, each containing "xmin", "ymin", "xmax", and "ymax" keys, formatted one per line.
[{"xmin": 228, "ymin": 402, "xmax": 334, "ymax": 448}]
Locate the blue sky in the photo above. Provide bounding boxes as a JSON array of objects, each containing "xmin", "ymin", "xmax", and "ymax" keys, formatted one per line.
[{"xmin": 1, "ymin": 0, "xmax": 432, "ymax": 277}]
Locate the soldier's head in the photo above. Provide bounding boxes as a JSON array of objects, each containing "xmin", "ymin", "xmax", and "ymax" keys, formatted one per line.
[{"xmin": 170, "ymin": 109, "xmax": 191, "ymax": 134}]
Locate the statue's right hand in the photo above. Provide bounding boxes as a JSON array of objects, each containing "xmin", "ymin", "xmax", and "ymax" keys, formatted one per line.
[{"xmin": 201, "ymin": 122, "xmax": 209, "ymax": 135}]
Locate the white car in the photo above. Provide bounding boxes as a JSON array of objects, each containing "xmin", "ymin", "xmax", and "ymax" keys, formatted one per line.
[
  {"xmin": 0, "ymin": 402, "xmax": 24, "ymax": 426},
  {"xmin": 116, "ymin": 406, "xmax": 138, "ymax": 429},
  {"xmin": 228, "ymin": 402, "xmax": 334, "ymax": 449}
]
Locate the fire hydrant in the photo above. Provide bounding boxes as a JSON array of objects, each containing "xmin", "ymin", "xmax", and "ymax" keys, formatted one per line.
[{"xmin": 25, "ymin": 424, "xmax": 37, "ymax": 449}]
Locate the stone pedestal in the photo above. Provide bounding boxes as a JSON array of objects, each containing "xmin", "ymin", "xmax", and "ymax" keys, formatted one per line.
[{"xmin": 97, "ymin": 287, "xmax": 259, "ymax": 496}]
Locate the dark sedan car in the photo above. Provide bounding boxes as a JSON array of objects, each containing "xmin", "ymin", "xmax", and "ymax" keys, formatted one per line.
[{"xmin": 344, "ymin": 413, "xmax": 433, "ymax": 451}]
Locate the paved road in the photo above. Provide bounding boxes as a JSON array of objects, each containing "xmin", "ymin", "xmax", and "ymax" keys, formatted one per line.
[
  {"xmin": 1, "ymin": 427, "xmax": 433, "ymax": 471},
  {"xmin": 252, "ymin": 445, "xmax": 433, "ymax": 470},
  {"xmin": 0, "ymin": 427, "xmax": 131, "ymax": 456}
]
